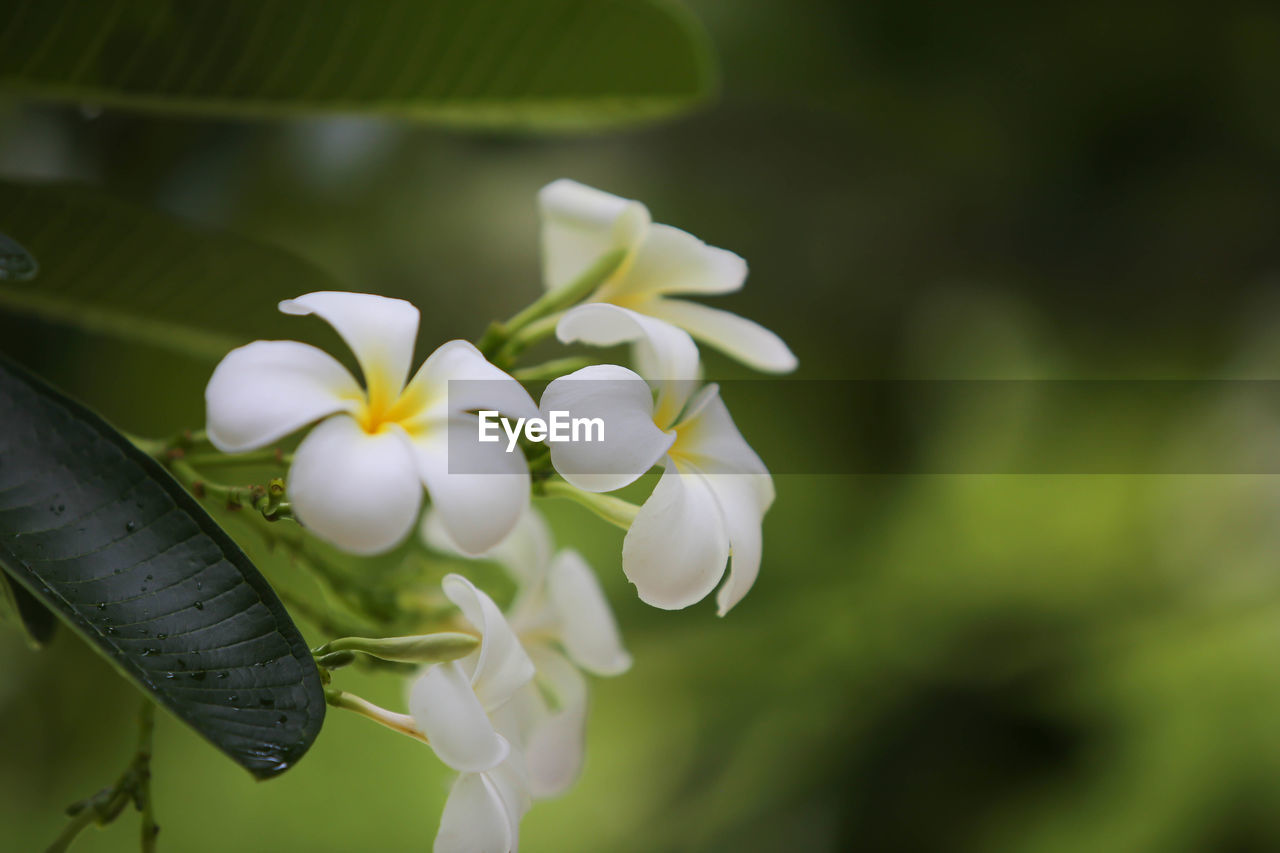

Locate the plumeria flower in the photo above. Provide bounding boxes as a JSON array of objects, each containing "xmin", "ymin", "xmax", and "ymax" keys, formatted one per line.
[
  {"xmin": 409, "ymin": 574, "xmax": 536, "ymax": 853},
  {"xmin": 424, "ymin": 507, "xmax": 632, "ymax": 797},
  {"xmin": 205, "ymin": 291, "xmax": 538, "ymax": 556},
  {"xmin": 541, "ymin": 304, "xmax": 775, "ymax": 614},
  {"xmin": 539, "ymin": 179, "xmax": 798, "ymax": 374}
]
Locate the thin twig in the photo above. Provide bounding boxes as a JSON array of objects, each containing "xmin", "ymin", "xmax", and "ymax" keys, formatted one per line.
[
  {"xmin": 137, "ymin": 701, "xmax": 158, "ymax": 852},
  {"xmin": 45, "ymin": 700, "xmax": 159, "ymax": 853}
]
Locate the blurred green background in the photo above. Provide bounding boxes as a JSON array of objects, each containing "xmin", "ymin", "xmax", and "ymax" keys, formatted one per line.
[{"xmin": 6, "ymin": 1, "xmax": 1280, "ymax": 850}]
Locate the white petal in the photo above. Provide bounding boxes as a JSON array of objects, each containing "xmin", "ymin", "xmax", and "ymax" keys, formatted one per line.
[
  {"xmin": 522, "ymin": 649, "xmax": 590, "ymax": 799},
  {"xmin": 486, "ymin": 507, "xmax": 555, "ymax": 586},
  {"xmin": 539, "ymin": 179, "xmax": 650, "ymax": 291},
  {"xmin": 547, "ymin": 550, "xmax": 632, "ymax": 676},
  {"xmin": 617, "ymin": 223, "xmax": 746, "ymax": 298},
  {"xmin": 672, "ymin": 385, "xmax": 774, "ymax": 488},
  {"xmin": 622, "ymin": 464, "xmax": 729, "ymax": 610},
  {"xmin": 422, "ymin": 505, "xmax": 554, "ymax": 588},
  {"xmin": 541, "ymin": 364, "xmax": 673, "ymax": 493},
  {"xmin": 204, "ymin": 340, "xmax": 361, "ymax": 453},
  {"xmin": 703, "ymin": 473, "xmax": 769, "ymax": 616},
  {"xmin": 410, "ymin": 662, "xmax": 510, "ymax": 773},
  {"xmin": 420, "ymin": 508, "xmax": 462, "ymax": 555},
  {"xmin": 402, "ymin": 340, "xmax": 539, "ymax": 426},
  {"xmin": 485, "ymin": 756, "xmax": 532, "ymax": 844},
  {"xmin": 443, "ymin": 574, "xmax": 536, "ymax": 710},
  {"xmin": 410, "ymin": 419, "xmax": 532, "ymax": 556},
  {"xmin": 557, "ymin": 304, "xmax": 700, "ymax": 384},
  {"xmin": 556, "ymin": 304, "xmax": 701, "ymax": 427},
  {"xmin": 434, "ymin": 771, "xmax": 515, "ymax": 853},
  {"xmin": 287, "ymin": 415, "xmax": 422, "ymax": 555},
  {"xmin": 278, "ymin": 291, "xmax": 419, "ymax": 408},
  {"xmin": 668, "ymin": 388, "xmax": 772, "ymax": 614},
  {"xmin": 645, "ymin": 298, "xmax": 798, "ymax": 374}
]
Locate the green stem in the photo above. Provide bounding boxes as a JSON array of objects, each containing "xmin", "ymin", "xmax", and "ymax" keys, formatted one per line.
[
  {"xmin": 479, "ymin": 248, "xmax": 626, "ymax": 360},
  {"xmin": 166, "ymin": 460, "xmax": 291, "ymax": 520},
  {"xmin": 506, "ymin": 248, "xmax": 625, "ymax": 333},
  {"xmin": 512, "ymin": 356, "xmax": 594, "ymax": 382},
  {"xmin": 496, "ymin": 313, "xmax": 561, "ymax": 366},
  {"xmin": 325, "ymin": 688, "xmax": 427, "ymax": 744},
  {"xmin": 124, "ymin": 429, "xmax": 209, "ymax": 462},
  {"xmin": 124, "ymin": 433, "xmax": 167, "ymax": 459},
  {"xmin": 45, "ymin": 808, "xmax": 97, "ymax": 853},
  {"xmin": 275, "ymin": 585, "xmax": 375, "ymax": 640},
  {"xmin": 137, "ymin": 702, "xmax": 158, "ymax": 853},
  {"xmin": 45, "ymin": 700, "xmax": 158, "ymax": 853},
  {"xmin": 539, "ymin": 479, "xmax": 640, "ymax": 531},
  {"xmin": 181, "ymin": 449, "xmax": 290, "ymax": 468},
  {"xmin": 237, "ymin": 506, "xmax": 387, "ymax": 621}
]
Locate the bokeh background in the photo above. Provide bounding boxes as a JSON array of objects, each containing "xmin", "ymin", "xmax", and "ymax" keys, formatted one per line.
[{"xmin": 5, "ymin": 1, "xmax": 1280, "ymax": 850}]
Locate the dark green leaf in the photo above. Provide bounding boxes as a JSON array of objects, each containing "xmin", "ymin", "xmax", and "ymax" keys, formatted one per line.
[
  {"xmin": 0, "ymin": 354, "xmax": 325, "ymax": 779},
  {"xmin": 0, "ymin": 181, "xmax": 341, "ymax": 362},
  {"xmin": 0, "ymin": 231, "xmax": 38, "ymax": 281},
  {"xmin": 0, "ymin": 566, "xmax": 57, "ymax": 647},
  {"xmin": 0, "ymin": 0, "xmax": 715, "ymax": 129}
]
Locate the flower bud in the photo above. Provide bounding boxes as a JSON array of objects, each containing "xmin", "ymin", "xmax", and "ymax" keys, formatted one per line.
[{"xmin": 316, "ymin": 632, "xmax": 479, "ymax": 664}]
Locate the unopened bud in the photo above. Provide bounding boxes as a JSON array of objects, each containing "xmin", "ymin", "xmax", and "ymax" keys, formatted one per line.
[{"xmin": 316, "ymin": 632, "xmax": 479, "ymax": 664}]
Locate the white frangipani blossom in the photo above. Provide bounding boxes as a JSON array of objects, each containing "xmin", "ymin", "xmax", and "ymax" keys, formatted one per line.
[
  {"xmin": 539, "ymin": 179, "xmax": 798, "ymax": 374},
  {"xmin": 542, "ymin": 304, "xmax": 775, "ymax": 614},
  {"xmin": 423, "ymin": 507, "xmax": 632, "ymax": 798},
  {"xmin": 409, "ymin": 574, "xmax": 536, "ymax": 853},
  {"xmin": 205, "ymin": 291, "xmax": 538, "ymax": 556}
]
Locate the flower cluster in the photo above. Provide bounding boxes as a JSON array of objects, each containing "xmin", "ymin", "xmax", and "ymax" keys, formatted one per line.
[{"xmin": 203, "ymin": 180, "xmax": 795, "ymax": 851}]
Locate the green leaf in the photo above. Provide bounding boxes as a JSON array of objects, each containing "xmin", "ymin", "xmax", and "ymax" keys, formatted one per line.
[
  {"xmin": 0, "ymin": 230, "xmax": 38, "ymax": 281},
  {"xmin": 0, "ymin": 0, "xmax": 715, "ymax": 129},
  {"xmin": 0, "ymin": 354, "xmax": 325, "ymax": 779},
  {"xmin": 0, "ymin": 181, "xmax": 341, "ymax": 362}
]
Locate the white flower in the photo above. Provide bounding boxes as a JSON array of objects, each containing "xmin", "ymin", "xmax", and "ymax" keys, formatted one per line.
[
  {"xmin": 409, "ymin": 574, "xmax": 536, "ymax": 853},
  {"xmin": 205, "ymin": 291, "xmax": 538, "ymax": 556},
  {"xmin": 541, "ymin": 304, "xmax": 775, "ymax": 614},
  {"xmin": 539, "ymin": 179, "xmax": 798, "ymax": 374},
  {"xmin": 423, "ymin": 508, "xmax": 632, "ymax": 798}
]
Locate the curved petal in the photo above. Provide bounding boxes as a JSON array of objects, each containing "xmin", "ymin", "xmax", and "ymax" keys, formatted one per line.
[
  {"xmin": 287, "ymin": 415, "xmax": 422, "ymax": 555},
  {"xmin": 278, "ymin": 291, "xmax": 419, "ymax": 410},
  {"xmin": 672, "ymin": 385, "xmax": 774, "ymax": 491},
  {"xmin": 541, "ymin": 364, "xmax": 673, "ymax": 493},
  {"xmin": 400, "ymin": 340, "xmax": 539, "ymax": 427},
  {"xmin": 486, "ymin": 507, "xmax": 554, "ymax": 587},
  {"xmin": 668, "ymin": 389, "xmax": 773, "ymax": 615},
  {"xmin": 522, "ymin": 649, "xmax": 590, "ymax": 799},
  {"xmin": 612, "ymin": 223, "xmax": 746, "ymax": 299},
  {"xmin": 409, "ymin": 419, "xmax": 532, "ymax": 556},
  {"xmin": 434, "ymin": 771, "xmax": 515, "ymax": 853},
  {"xmin": 486, "ymin": 756, "xmax": 532, "ymax": 845},
  {"xmin": 443, "ymin": 574, "xmax": 536, "ymax": 710},
  {"xmin": 205, "ymin": 340, "xmax": 361, "ymax": 453},
  {"xmin": 556, "ymin": 304, "xmax": 701, "ymax": 427},
  {"xmin": 622, "ymin": 464, "xmax": 729, "ymax": 610},
  {"xmin": 539, "ymin": 179, "xmax": 650, "ymax": 291},
  {"xmin": 645, "ymin": 298, "xmax": 798, "ymax": 374},
  {"xmin": 422, "ymin": 506, "xmax": 554, "ymax": 588},
  {"xmin": 702, "ymin": 473, "xmax": 769, "ymax": 616},
  {"xmin": 410, "ymin": 662, "xmax": 510, "ymax": 773},
  {"xmin": 548, "ymin": 550, "xmax": 632, "ymax": 676},
  {"xmin": 557, "ymin": 304, "xmax": 700, "ymax": 384}
]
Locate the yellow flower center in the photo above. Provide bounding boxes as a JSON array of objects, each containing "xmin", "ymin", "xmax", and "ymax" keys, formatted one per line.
[{"xmin": 355, "ymin": 381, "xmax": 430, "ymax": 437}]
